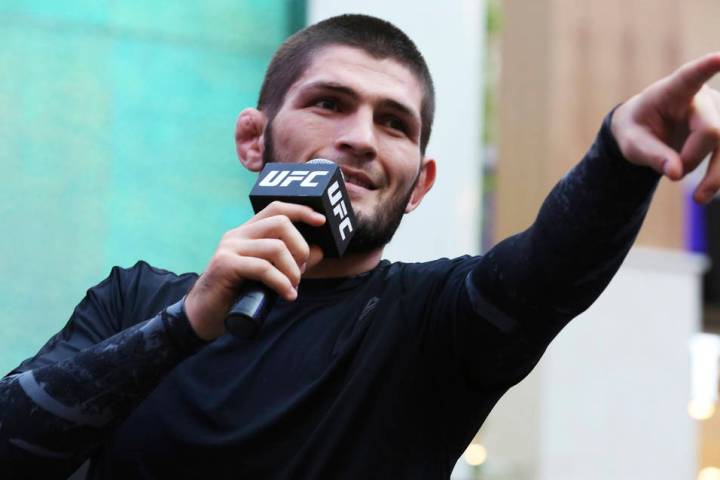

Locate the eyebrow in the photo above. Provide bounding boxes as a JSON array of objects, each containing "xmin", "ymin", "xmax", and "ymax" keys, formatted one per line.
[{"xmin": 300, "ymin": 81, "xmax": 421, "ymax": 127}]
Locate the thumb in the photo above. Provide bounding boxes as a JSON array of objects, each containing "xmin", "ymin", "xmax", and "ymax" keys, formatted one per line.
[{"xmin": 623, "ymin": 127, "xmax": 683, "ymax": 180}]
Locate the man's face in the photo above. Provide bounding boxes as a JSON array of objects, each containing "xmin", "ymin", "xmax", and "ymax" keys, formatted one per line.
[{"xmin": 262, "ymin": 45, "xmax": 426, "ymax": 253}]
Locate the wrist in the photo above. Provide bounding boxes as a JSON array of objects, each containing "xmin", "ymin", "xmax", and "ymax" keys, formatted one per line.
[
  {"xmin": 608, "ymin": 100, "xmax": 633, "ymax": 161},
  {"xmin": 183, "ymin": 291, "xmax": 223, "ymax": 341},
  {"xmin": 162, "ymin": 296, "xmax": 212, "ymax": 350}
]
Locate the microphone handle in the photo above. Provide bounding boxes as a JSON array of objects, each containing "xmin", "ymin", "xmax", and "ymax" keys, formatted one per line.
[{"xmin": 224, "ymin": 282, "xmax": 278, "ymax": 339}]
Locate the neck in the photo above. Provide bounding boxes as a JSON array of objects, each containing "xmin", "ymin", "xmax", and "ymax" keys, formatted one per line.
[{"xmin": 303, "ymin": 248, "xmax": 383, "ymax": 279}]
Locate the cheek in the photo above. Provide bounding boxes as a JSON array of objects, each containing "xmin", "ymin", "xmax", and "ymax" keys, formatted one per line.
[
  {"xmin": 277, "ymin": 118, "xmax": 332, "ymax": 158},
  {"xmin": 382, "ymin": 144, "xmax": 421, "ymax": 188},
  {"xmin": 379, "ymin": 133, "xmax": 420, "ymax": 159}
]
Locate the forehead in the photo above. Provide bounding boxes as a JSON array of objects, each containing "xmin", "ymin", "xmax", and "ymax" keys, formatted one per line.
[{"xmin": 286, "ymin": 45, "xmax": 424, "ymax": 114}]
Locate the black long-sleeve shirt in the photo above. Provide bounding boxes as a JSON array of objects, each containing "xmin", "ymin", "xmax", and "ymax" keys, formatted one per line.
[{"xmin": 0, "ymin": 113, "xmax": 660, "ymax": 479}]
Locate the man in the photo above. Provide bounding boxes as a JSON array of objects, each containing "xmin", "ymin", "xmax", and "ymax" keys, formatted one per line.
[{"xmin": 2, "ymin": 13, "xmax": 720, "ymax": 479}]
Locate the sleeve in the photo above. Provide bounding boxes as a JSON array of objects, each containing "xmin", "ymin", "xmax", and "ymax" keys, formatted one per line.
[
  {"xmin": 7, "ymin": 265, "xmax": 129, "ymax": 376},
  {"xmin": 0, "ymin": 263, "xmax": 207, "ymax": 478},
  {"xmin": 436, "ymin": 110, "xmax": 660, "ymax": 391}
]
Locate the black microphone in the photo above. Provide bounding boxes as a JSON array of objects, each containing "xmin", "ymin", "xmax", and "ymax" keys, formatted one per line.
[{"xmin": 224, "ymin": 159, "xmax": 356, "ymax": 338}]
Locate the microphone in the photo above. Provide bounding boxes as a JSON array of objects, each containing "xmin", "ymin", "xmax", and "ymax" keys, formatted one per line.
[{"xmin": 224, "ymin": 159, "xmax": 356, "ymax": 338}]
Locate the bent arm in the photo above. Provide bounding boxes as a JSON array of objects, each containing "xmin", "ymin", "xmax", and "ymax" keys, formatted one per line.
[{"xmin": 0, "ymin": 297, "xmax": 206, "ymax": 478}]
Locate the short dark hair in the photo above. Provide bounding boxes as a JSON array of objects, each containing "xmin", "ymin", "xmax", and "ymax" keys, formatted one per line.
[{"xmin": 257, "ymin": 14, "xmax": 435, "ymax": 154}]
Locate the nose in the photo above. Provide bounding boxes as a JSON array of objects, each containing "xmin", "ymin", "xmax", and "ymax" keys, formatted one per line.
[{"xmin": 334, "ymin": 107, "xmax": 377, "ymax": 160}]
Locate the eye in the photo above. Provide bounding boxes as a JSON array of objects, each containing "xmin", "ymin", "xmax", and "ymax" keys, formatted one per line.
[
  {"xmin": 380, "ymin": 116, "xmax": 408, "ymax": 135},
  {"xmin": 313, "ymin": 98, "xmax": 339, "ymax": 111}
]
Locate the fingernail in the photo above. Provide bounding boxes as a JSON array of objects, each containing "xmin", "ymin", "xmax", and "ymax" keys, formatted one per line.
[
  {"xmin": 663, "ymin": 159, "xmax": 671, "ymax": 176},
  {"xmin": 300, "ymin": 262, "xmax": 307, "ymax": 273}
]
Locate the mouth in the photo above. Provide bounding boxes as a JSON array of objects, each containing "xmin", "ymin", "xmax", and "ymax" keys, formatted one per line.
[{"xmin": 340, "ymin": 167, "xmax": 379, "ymax": 191}]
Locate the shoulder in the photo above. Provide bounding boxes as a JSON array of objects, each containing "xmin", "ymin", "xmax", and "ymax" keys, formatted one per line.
[
  {"xmin": 387, "ymin": 255, "xmax": 482, "ymax": 277},
  {"xmin": 109, "ymin": 260, "xmax": 198, "ymax": 286},
  {"xmin": 382, "ymin": 255, "xmax": 483, "ymax": 291},
  {"xmin": 102, "ymin": 260, "xmax": 199, "ymax": 329},
  {"xmin": 6, "ymin": 262, "xmax": 199, "ymax": 375}
]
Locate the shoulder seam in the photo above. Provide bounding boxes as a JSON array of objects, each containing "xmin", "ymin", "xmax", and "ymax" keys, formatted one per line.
[{"xmin": 116, "ymin": 260, "xmax": 198, "ymax": 279}]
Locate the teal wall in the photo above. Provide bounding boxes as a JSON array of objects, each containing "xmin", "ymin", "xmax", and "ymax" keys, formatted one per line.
[{"xmin": 0, "ymin": 1, "xmax": 303, "ymax": 373}]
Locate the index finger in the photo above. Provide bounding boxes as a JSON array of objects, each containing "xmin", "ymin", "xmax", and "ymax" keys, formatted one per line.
[
  {"xmin": 663, "ymin": 52, "xmax": 720, "ymax": 102},
  {"xmin": 247, "ymin": 201, "xmax": 326, "ymax": 226}
]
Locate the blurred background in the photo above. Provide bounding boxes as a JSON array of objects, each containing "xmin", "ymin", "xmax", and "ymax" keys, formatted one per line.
[{"xmin": 2, "ymin": 1, "xmax": 720, "ymax": 478}]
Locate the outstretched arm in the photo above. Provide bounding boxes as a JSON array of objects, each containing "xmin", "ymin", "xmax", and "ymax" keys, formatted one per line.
[{"xmin": 458, "ymin": 53, "xmax": 720, "ymax": 388}]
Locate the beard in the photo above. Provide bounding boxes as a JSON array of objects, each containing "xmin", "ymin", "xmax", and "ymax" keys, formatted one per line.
[
  {"xmin": 341, "ymin": 180, "xmax": 415, "ymax": 254},
  {"xmin": 262, "ymin": 120, "xmax": 417, "ymax": 255}
]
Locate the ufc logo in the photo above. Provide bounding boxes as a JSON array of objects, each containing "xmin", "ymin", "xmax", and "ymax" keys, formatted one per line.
[
  {"xmin": 259, "ymin": 170, "xmax": 329, "ymax": 188},
  {"xmin": 327, "ymin": 181, "xmax": 353, "ymax": 241}
]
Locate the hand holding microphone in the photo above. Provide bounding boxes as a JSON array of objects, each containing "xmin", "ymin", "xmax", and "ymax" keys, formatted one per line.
[{"xmin": 184, "ymin": 160, "xmax": 355, "ymax": 341}]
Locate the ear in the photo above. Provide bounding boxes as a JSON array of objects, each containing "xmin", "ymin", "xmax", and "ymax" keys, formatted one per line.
[
  {"xmin": 405, "ymin": 157, "xmax": 436, "ymax": 213},
  {"xmin": 235, "ymin": 108, "xmax": 267, "ymax": 172}
]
